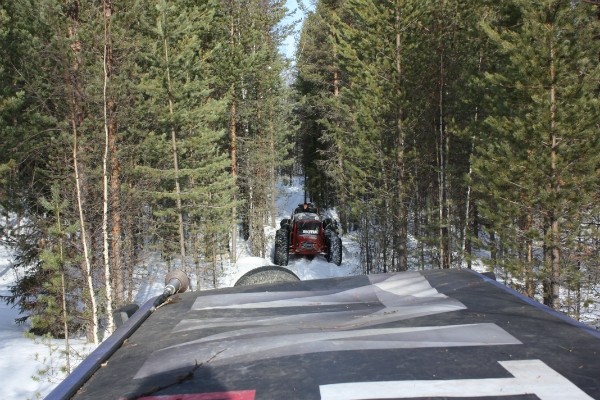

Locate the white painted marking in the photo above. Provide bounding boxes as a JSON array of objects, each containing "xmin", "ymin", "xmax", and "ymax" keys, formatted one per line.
[
  {"xmin": 192, "ymin": 273, "xmax": 465, "ymax": 311},
  {"xmin": 319, "ymin": 359, "xmax": 592, "ymax": 400},
  {"xmin": 134, "ymin": 323, "xmax": 520, "ymax": 379}
]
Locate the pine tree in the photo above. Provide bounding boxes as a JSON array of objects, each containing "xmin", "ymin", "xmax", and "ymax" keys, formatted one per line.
[
  {"xmin": 0, "ymin": 0, "xmax": 58, "ymax": 226},
  {"xmin": 294, "ymin": 0, "xmax": 342, "ymax": 208},
  {"xmin": 36, "ymin": 185, "xmax": 77, "ymax": 376},
  {"xmin": 224, "ymin": 0, "xmax": 293, "ymax": 257},
  {"xmin": 475, "ymin": 0, "xmax": 600, "ymax": 309},
  {"xmin": 320, "ymin": 0, "xmax": 423, "ymax": 272},
  {"xmin": 0, "ymin": 0, "xmax": 98, "ymax": 342},
  {"xmin": 131, "ymin": 0, "xmax": 236, "ymax": 282}
]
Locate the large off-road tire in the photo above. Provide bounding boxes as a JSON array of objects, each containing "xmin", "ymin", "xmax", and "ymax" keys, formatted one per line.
[
  {"xmin": 234, "ymin": 266, "xmax": 300, "ymax": 287},
  {"xmin": 327, "ymin": 232, "xmax": 342, "ymax": 266},
  {"xmin": 280, "ymin": 218, "xmax": 291, "ymax": 230},
  {"xmin": 273, "ymin": 228, "xmax": 289, "ymax": 266},
  {"xmin": 323, "ymin": 218, "xmax": 338, "ymax": 233}
]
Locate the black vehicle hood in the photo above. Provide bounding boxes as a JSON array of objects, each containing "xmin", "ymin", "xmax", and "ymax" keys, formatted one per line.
[{"xmin": 49, "ymin": 269, "xmax": 600, "ymax": 400}]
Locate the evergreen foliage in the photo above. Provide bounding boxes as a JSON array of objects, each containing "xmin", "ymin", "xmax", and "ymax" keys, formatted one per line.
[
  {"xmin": 295, "ymin": 0, "xmax": 599, "ymax": 313},
  {"xmin": 0, "ymin": 0, "xmax": 293, "ymax": 338},
  {"xmin": 474, "ymin": 0, "xmax": 600, "ymax": 306},
  {"xmin": 35, "ymin": 185, "xmax": 79, "ymax": 337},
  {"xmin": 224, "ymin": 0, "xmax": 294, "ymax": 256}
]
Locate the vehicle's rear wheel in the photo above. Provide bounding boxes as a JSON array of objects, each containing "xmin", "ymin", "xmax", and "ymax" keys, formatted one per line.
[
  {"xmin": 273, "ymin": 228, "xmax": 289, "ymax": 266},
  {"xmin": 280, "ymin": 218, "xmax": 291, "ymax": 230},
  {"xmin": 327, "ymin": 232, "xmax": 342, "ymax": 266}
]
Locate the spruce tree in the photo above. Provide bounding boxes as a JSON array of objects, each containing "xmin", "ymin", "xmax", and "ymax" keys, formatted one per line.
[{"xmin": 36, "ymin": 185, "xmax": 78, "ymax": 372}]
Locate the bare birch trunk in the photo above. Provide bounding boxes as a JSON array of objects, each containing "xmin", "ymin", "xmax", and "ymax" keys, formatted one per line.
[
  {"xmin": 72, "ymin": 111, "xmax": 99, "ymax": 346},
  {"xmin": 102, "ymin": 0, "xmax": 115, "ymax": 335},
  {"xmin": 67, "ymin": 0, "xmax": 99, "ymax": 345}
]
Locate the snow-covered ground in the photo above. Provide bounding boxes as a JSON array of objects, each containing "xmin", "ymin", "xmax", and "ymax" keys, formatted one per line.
[
  {"xmin": 0, "ymin": 245, "xmax": 50, "ymax": 399},
  {"xmin": 0, "ymin": 246, "xmax": 95, "ymax": 399},
  {"xmin": 0, "ymin": 248, "xmax": 360, "ymax": 400},
  {"xmin": 0, "ymin": 178, "xmax": 598, "ymax": 399}
]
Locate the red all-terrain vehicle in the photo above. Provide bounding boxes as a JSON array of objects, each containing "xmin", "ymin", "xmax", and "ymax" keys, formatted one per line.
[{"xmin": 273, "ymin": 203, "xmax": 342, "ymax": 266}]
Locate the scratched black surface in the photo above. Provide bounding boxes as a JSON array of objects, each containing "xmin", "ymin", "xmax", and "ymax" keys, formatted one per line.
[{"xmin": 68, "ymin": 269, "xmax": 600, "ymax": 400}]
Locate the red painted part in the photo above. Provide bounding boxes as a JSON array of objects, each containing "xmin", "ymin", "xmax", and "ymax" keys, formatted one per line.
[
  {"xmin": 291, "ymin": 236, "xmax": 325, "ymax": 255},
  {"xmin": 137, "ymin": 390, "xmax": 256, "ymax": 400},
  {"xmin": 289, "ymin": 219, "xmax": 328, "ymax": 256}
]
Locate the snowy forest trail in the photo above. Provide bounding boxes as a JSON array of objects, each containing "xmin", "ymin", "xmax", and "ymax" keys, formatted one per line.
[
  {"xmin": 269, "ymin": 180, "xmax": 360, "ymax": 279},
  {"xmin": 220, "ymin": 178, "xmax": 362, "ymax": 287}
]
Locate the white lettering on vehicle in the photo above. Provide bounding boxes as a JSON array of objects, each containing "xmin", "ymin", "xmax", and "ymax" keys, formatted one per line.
[{"xmin": 302, "ymin": 229, "xmax": 319, "ymax": 235}]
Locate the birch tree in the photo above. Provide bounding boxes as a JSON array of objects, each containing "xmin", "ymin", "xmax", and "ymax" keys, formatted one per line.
[{"xmin": 101, "ymin": 0, "xmax": 115, "ymax": 335}]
